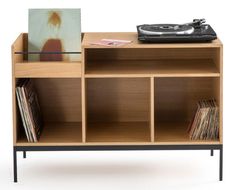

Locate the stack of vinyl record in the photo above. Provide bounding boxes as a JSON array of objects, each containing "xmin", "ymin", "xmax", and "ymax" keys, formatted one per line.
[
  {"xmin": 188, "ymin": 99, "xmax": 219, "ymax": 140},
  {"xmin": 16, "ymin": 79, "xmax": 43, "ymax": 142}
]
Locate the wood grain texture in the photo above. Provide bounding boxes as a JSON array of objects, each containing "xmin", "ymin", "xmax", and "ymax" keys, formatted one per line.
[
  {"xmin": 86, "ymin": 78, "xmax": 150, "ymax": 122},
  {"xmin": 86, "ymin": 47, "xmax": 219, "ymax": 61},
  {"xmin": 155, "ymin": 122, "xmax": 190, "ymax": 142},
  {"xmin": 219, "ymin": 46, "xmax": 223, "ymax": 143},
  {"xmin": 16, "ymin": 121, "xmax": 220, "ymax": 145},
  {"xmin": 15, "ymin": 62, "xmax": 81, "ymax": 78},
  {"xmin": 18, "ymin": 122, "xmax": 82, "ymax": 143},
  {"xmin": 82, "ymin": 32, "xmax": 222, "ymax": 48},
  {"xmin": 81, "ymin": 46, "xmax": 87, "ymax": 142},
  {"xmin": 12, "ymin": 32, "xmax": 223, "ymax": 146},
  {"xmin": 154, "ymin": 77, "xmax": 219, "ymax": 122},
  {"xmin": 155, "ymin": 122, "xmax": 219, "ymax": 143},
  {"xmin": 86, "ymin": 122, "xmax": 150, "ymax": 142},
  {"xmin": 15, "ymin": 141, "xmax": 220, "ymax": 146},
  {"xmin": 12, "ymin": 33, "xmax": 25, "ymax": 63},
  {"xmin": 150, "ymin": 77, "xmax": 155, "ymax": 142},
  {"xmin": 12, "ymin": 52, "xmax": 18, "ymax": 145},
  {"xmin": 85, "ymin": 59, "xmax": 219, "ymax": 77},
  {"xmin": 33, "ymin": 78, "xmax": 82, "ymax": 122},
  {"xmin": 12, "ymin": 33, "xmax": 25, "ymax": 145}
]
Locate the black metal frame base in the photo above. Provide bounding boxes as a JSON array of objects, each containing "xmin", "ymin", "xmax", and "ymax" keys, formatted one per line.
[{"xmin": 13, "ymin": 144, "xmax": 223, "ymax": 182}]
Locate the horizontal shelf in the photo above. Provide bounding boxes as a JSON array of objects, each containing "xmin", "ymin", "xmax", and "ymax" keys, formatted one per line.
[
  {"xmin": 15, "ymin": 122, "xmax": 220, "ymax": 146},
  {"xmin": 155, "ymin": 122, "xmax": 219, "ymax": 143},
  {"xmin": 17, "ymin": 122, "xmax": 82, "ymax": 144},
  {"xmin": 82, "ymin": 32, "xmax": 223, "ymax": 48},
  {"xmin": 85, "ymin": 59, "xmax": 220, "ymax": 78},
  {"xmin": 14, "ymin": 62, "xmax": 81, "ymax": 78},
  {"xmin": 86, "ymin": 122, "xmax": 150, "ymax": 142}
]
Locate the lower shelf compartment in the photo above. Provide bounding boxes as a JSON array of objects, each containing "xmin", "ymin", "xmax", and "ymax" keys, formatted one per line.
[
  {"xmin": 86, "ymin": 122, "xmax": 150, "ymax": 142},
  {"xmin": 155, "ymin": 122, "xmax": 219, "ymax": 143},
  {"xmin": 18, "ymin": 122, "xmax": 82, "ymax": 144},
  {"xmin": 16, "ymin": 121, "xmax": 219, "ymax": 145}
]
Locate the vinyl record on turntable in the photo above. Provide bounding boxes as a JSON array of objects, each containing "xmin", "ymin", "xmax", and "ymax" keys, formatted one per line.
[{"xmin": 138, "ymin": 24, "xmax": 194, "ymax": 35}]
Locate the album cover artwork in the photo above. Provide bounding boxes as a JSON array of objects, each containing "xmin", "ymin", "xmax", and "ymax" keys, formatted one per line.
[{"xmin": 28, "ymin": 9, "xmax": 81, "ymax": 61}]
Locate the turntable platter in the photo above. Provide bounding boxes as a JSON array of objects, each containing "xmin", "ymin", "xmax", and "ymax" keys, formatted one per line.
[{"xmin": 138, "ymin": 24, "xmax": 194, "ymax": 35}]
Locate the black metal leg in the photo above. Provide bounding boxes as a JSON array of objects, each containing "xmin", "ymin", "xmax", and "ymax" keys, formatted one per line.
[
  {"xmin": 23, "ymin": 151, "xmax": 26, "ymax": 159},
  {"xmin": 13, "ymin": 147, "xmax": 17, "ymax": 183},
  {"xmin": 219, "ymin": 146, "xmax": 223, "ymax": 181},
  {"xmin": 211, "ymin": 149, "xmax": 214, "ymax": 156}
]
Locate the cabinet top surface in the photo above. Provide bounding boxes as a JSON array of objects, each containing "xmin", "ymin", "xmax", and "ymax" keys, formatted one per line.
[{"xmin": 82, "ymin": 32, "xmax": 222, "ymax": 49}]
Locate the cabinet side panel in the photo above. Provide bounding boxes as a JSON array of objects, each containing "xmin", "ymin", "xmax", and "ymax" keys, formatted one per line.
[
  {"xmin": 212, "ymin": 46, "xmax": 223, "ymax": 143},
  {"xmin": 12, "ymin": 77, "xmax": 18, "ymax": 144},
  {"xmin": 220, "ymin": 46, "xmax": 223, "ymax": 143},
  {"xmin": 12, "ymin": 34, "xmax": 25, "ymax": 144}
]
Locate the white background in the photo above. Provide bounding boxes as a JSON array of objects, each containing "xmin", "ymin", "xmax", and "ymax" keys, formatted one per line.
[{"xmin": 0, "ymin": 0, "xmax": 235, "ymax": 189}]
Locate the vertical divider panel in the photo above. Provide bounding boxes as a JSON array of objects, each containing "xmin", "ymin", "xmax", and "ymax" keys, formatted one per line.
[
  {"xmin": 150, "ymin": 77, "xmax": 155, "ymax": 142},
  {"xmin": 81, "ymin": 47, "xmax": 86, "ymax": 143}
]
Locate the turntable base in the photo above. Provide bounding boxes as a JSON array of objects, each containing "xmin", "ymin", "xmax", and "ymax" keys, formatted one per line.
[{"xmin": 137, "ymin": 19, "xmax": 217, "ymax": 43}]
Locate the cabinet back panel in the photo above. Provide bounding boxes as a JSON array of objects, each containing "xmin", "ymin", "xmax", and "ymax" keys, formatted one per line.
[
  {"xmin": 86, "ymin": 48, "xmax": 218, "ymax": 61},
  {"xmin": 34, "ymin": 78, "xmax": 81, "ymax": 122},
  {"xmin": 87, "ymin": 78, "xmax": 150, "ymax": 122},
  {"xmin": 155, "ymin": 77, "xmax": 219, "ymax": 122}
]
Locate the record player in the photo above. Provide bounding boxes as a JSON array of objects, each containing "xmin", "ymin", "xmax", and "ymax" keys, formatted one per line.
[{"xmin": 137, "ymin": 19, "xmax": 217, "ymax": 43}]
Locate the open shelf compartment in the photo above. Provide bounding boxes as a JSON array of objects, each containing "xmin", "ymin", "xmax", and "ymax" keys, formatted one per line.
[
  {"xmin": 154, "ymin": 77, "xmax": 221, "ymax": 143},
  {"xmin": 16, "ymin": 78, "xmax": 82, "ymax": 144},
  {"xmin": 85, "ymin": 48, "xmax": 220, "ymax": 77},
  {"xmin": 86, "ymin": 78, "xmax": 151, "ymax": 142}
]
